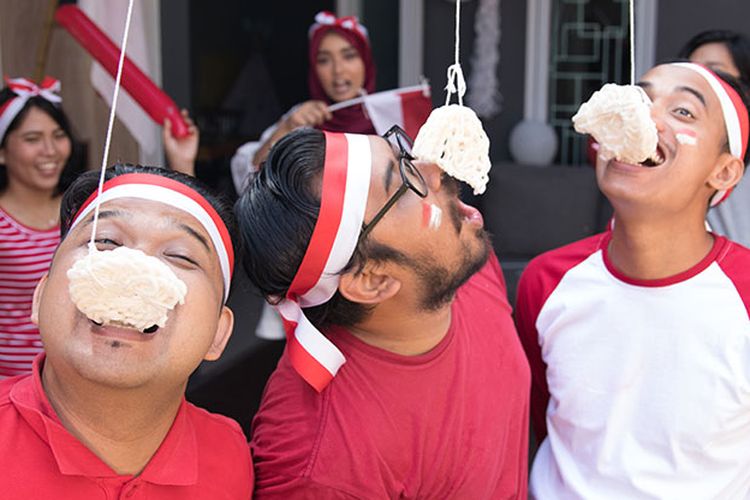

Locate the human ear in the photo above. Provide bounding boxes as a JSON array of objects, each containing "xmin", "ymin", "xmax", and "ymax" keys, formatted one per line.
[
  {"xmin": 203, "ymin": 306, "xmax": 234, "ymax": 361},
  {"xmin": 708, "ymin": 153, "xmax": 744, "ymax": 192},
  {"xmin": 0, "ymin": 148, "xmax": 5, "ymax": 164},
  {"xmin": 338, "ymin": 264, "xmax": 401, "ymax": 305},
  {"xmin": 30, "ymin": 274, "xmax": 48, "ymax": 325}
]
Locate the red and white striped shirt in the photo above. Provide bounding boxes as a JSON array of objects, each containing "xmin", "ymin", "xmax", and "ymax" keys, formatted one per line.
[{"xmin": 0, "ymin": 206, "xmax": 59, "ymax": 378}]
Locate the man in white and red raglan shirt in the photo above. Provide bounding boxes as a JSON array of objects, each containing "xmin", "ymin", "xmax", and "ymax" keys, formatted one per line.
[
  {"xmin": 236, "ymin": 126, "xmax": 530, "ymax": 498},
  {"xmin": 516, "ymin": 62, "xmax": 750, "ymax": 499}
]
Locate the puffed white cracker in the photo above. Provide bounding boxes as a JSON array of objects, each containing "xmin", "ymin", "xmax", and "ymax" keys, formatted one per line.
[
  {"xmin": 67, "ymin": 246, "xmax": 187, "ymax": 331},
  {"xmin": 413, "ymin": 104, "xmax": 492, "ymax": 195},
  {"xmin": 572, "ymin": 83, "xmax": 659, "ymax": 164}
]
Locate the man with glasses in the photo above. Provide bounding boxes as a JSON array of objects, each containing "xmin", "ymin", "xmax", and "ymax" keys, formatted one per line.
[{"xmin": 236, "ymin": 127, "xmax": 530, "ymax": 498}]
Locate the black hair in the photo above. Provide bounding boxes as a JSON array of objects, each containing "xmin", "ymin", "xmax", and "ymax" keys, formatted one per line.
[
  {"xmin": 678, "ymin": 30, "xmax": 750, "ymax": 85},
  {"xmin": 0, "ymin": 87, "xmax": 85, "ymax": 195},
  {"xmin": 235, "ymin": 128, "xmax": 405, "ymax": 329},
  {"xmin": 59, "ymin": 164, "xmax": 240, "ymax": 262}
]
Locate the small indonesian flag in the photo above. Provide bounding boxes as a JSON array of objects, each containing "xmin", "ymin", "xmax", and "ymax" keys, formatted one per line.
[{"xmin": 363, "ymin": 82, "xmax": 432, "ymax": 139}]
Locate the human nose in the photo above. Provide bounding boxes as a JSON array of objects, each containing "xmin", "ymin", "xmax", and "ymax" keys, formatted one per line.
[
  {"xmin": 41, "ymin": 136, "xmax": 57, "ymax": 156},
  {"xmin": 331, "ymin": 57, "xmax": 343, "ymax": 76},
  {"xmin": 415, "ymin": 161, "xmax": 443, "ymax": 193},
  {"xmin": 649, "ymin": 105, "xmax": 667, "ymax": 134}
]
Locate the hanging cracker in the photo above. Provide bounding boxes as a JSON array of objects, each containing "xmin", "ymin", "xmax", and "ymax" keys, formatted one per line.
[
  {"xmin": 412, "ymin": 0, "xmax": 491, "ymax": 195},
  {"xmin": 572, "ymin": 83, "xmax": 659, "ymax": 164},
  {"xmin": 65, "ymin": 0, "xmax": 190, "ymax": 334},
  {"xmin": 68, "ymin": 245, "xmax": 187, "ymax": 332}
]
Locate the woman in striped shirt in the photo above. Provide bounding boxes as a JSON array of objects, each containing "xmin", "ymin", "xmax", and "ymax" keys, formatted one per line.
[{"xmin": 0, "ymin": 78, "xmax": 82, "ymax": 378}]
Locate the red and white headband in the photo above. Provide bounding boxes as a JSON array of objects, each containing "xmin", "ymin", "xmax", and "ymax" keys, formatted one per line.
[
  {"xmin": 276, "ymin": 131, "xmax": 372, "ymax": 392},
  {"xmin": 672, "ymin": 63, "xmax": 750, "ymax": 206},
  {"xmin": 0, "ymin": 77, "xmax": 62, "ymax": 144},
  {"xmin": 69, "ymin": 173, "xmax": 235, "ymax": 302},
  {"xmin": 309, "ymin": 11, "xmax": 369, "ymax": 44}
]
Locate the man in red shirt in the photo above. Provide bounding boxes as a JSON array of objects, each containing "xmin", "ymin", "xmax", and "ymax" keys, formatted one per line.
[
  {"xmin": 236, "ymin": 127, "xmax": 530, "ymax": 498},
  {"xmin": 0, "ymin": 165, "xmax": 253, "ymax": 499}
]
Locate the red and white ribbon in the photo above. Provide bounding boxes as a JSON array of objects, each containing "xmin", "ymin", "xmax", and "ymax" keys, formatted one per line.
[
  {"xmin": 276, "ymin": 132, "xmax": 372, "ymax": 392},
  {"xmin": 69, "ymin": 173, "xmax": 235, "ymax": 302},
  {"xmin": 309, "ymin": 10, "xmax": 369, "ymax": 43},
  {"xmin": 0, "ymin": 77, "xmax": 62, "ymax": 143},
  {"xmin": 672, "ymin": 63, "xmax": 750, "ymax": 206}
]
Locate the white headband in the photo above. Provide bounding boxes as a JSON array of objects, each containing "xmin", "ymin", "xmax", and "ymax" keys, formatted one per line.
[
  {"xmin": 70, "ymin": 174, "xmax": 234, "ymax": 302},
  {"xmin": 0, "ymin": 77, "xmax": 62, "ymax": 144},
  {"xmin": 276, "ymin": 132, "xmax": 372, "ymax": 391},
  {"xmin": 671, "ymin": 62, "xmax": 750, "ymax": 206}
]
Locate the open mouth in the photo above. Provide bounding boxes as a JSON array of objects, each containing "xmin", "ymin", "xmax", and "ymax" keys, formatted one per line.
[
  {"xmin": 332, "ymin": 80, "xmax": 351, "ymax": 94},
  {"xmin": 91, "ymin": 319, "xmax": 159, "ymax": 335},
  {"xmin": 639, "ymin": 145, "xmax": 665, "ymax": 168},
  {"xmin": 35, "ymin": 162, "xmax": 62, "ymax": 175}
]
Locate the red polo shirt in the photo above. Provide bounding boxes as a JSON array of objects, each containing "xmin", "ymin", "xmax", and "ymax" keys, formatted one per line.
[{"xmin": 0, "ymin": 356, "xmax": 253, "ymax": 499}]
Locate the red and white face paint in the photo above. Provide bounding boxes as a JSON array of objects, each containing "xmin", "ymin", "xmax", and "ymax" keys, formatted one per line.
[
  {"xmin": 275, "ymin": 131, "xmax": 372, "ymax": 392},
  {"xmin": 671, "ymin": 63, "xmax": 750, "ymax": 206},
  {"xmin": 675, "ymin": 129, "xmax": 698, "ymax": 146},
  {"xmin": 67, "ymin": 173, "xmax": 235, "ymax": 331},
  {"xmin": 422, "ymin": 201, "xmax": 443, "ymax": 230}
]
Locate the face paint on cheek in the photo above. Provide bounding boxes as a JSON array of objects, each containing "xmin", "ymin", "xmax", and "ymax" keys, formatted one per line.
[
  {"xmin": 675, "ymin": 129, "xmax": 698, "ymax": 146},
  {"xmin": 421, "ymin": 201, "xmax": 443, "ymax": 230}
]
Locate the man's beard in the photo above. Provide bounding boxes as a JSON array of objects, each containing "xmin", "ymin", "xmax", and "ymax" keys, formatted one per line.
[
  {"xmin": 413, "ymin": 191, "xmax": 491, "ymax": 311},
  {"xmin": 413, "ymin": 230, "xmax": 490, "ymax": 311}
]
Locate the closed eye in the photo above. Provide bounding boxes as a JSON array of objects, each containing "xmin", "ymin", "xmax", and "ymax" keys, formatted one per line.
[
  {"xmin": 94, "ymin": 238, "xmax": 120, "ymax": 250},
  {"xmin": 166, "ymin": 253, "xmax": 200, "ymax": 268}
]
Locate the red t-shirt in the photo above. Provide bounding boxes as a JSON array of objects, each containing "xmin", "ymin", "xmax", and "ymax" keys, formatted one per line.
[
  {"xmin": 251, "ymin": 253, "xmax": 530, "ymax": 499},
  {"xmin": 0, "ymin": 355, "xmax": 253, "ymax": 499}
]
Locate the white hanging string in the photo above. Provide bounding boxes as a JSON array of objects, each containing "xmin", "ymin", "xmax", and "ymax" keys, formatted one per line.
[
  {"xmin": 445, "ymin": 0, "xmax": 466, "ymax": 106},
  {"xmin": 88, "ymin": 0, "xmax": 135, "ymax": 246},
  {"xmin": 629, "ymin": 0, "xmax": 635, "ymax": 85}
]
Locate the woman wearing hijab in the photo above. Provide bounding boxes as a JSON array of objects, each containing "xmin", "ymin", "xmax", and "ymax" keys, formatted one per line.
[{"xmin": 231, "ymin": 11, "xmax": 376, "ymax": 192}]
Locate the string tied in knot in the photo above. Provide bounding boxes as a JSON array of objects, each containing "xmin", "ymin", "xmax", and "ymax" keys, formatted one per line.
[{"xmin": 445, "ymin": 63, "xmax": 466, "ymax": 106}]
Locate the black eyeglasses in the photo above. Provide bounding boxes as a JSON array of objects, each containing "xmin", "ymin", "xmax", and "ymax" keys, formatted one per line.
[{"xmin": 359, "ymin": 125, "xmax": 428, "ymax": 242}]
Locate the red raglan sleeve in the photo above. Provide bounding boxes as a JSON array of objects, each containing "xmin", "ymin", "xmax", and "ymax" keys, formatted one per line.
[
  {"xmin": 717, "ymin": 239, "xmax": 750, "ymax": 320},
  {"xmin": 514, "ymin": 262, "xmax": 551, "ymax": 443}
]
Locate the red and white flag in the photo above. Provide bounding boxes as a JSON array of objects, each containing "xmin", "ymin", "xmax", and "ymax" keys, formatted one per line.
[{"xmin": 362, "ymin": 82, "xmax": 432, "ymax": 139}]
